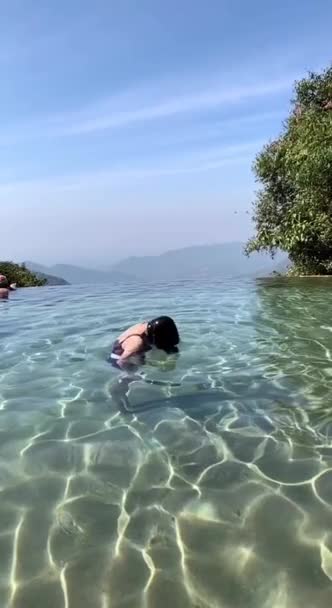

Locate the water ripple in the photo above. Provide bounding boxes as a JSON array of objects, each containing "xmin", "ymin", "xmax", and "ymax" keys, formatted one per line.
[{"xmin": 1, "ymin": 279, "xmax": 332, "ymax": 607}]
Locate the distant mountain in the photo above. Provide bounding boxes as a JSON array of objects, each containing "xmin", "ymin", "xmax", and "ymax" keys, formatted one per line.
[
  {"xmin": 110, "ymin": 243, "xmax": 287, "ymax": 281},
  {"xmin": 24, "ymin": 261, "xmax": 50, "ymax": 274},
  {"xmin": 25, "ymin": 244, "xmax": 287, "ymax": 285},
  {"xmin": 25, "ymin": 262, "xmax": 133, "ymax": 285},
  {"xmin": 34, "ymin": 271, "xmax": 69, "ymax": 286}
]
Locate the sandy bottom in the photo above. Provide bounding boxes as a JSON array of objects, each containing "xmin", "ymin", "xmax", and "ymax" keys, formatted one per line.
[
  {"xmin": 1, "ymin": 279, "xmax": 332, "ymax": 607},
  {"xmin": 0, "ymin": 382, "xmax": 332, "ymax": 608}
]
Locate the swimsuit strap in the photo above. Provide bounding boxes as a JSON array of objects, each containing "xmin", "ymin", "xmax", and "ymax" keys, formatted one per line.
[{"xmin": 119, "ymin": 332, "xmax": 150, "ymax": 350}]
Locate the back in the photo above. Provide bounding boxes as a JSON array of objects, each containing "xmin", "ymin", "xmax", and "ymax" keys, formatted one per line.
[
  {"xmin": 0, "ymin": 288, "xmax": 9, "ymax": 299},
  {"xmin": 117, "ymin": 322, "xmax": 147, "ymax": 344}
]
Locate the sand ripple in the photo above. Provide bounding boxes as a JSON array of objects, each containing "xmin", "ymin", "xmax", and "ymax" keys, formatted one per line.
[{"xmin": 1, "ymin": 279, "xmax": 332, "ymax": 606}]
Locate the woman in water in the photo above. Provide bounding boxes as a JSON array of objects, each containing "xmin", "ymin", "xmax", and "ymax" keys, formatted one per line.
[
  {"xmin": 109, "ymin": 316, "xmax": 180, "ymax": 369},
  {"xmin": 0, "ymin": 275, "xmax": 16, "ymax": 300}
]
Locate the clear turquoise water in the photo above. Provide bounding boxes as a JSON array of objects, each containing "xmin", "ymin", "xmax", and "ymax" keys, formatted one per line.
[{"xmin": 1, "ymin": 279, "xmax": 332, "ymax": 608}]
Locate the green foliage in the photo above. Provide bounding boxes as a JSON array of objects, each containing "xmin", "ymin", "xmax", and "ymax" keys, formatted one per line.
[
  {"xmin": 246, "ymin": 65, "xmax": 332, "ymax": 275},
  {"xmin": 0, "ymin": 261, "xmax": 46, "ymax": 287}
]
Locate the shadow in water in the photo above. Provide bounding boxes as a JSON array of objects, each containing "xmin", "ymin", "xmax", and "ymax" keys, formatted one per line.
[
  {"xmin": 109, "ymin": 375, "xmax": 224, "ymax": 415},
  {"xmin": 108, "ymin": 371, "xmax": 309, "ymax": 430}
]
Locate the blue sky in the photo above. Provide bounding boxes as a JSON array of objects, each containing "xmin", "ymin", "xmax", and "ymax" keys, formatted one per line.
[{"xmin": 1, "ymin": 0, "xmax": 331, "ymax": 265}]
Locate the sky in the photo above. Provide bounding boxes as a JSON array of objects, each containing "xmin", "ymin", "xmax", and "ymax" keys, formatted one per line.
[{"xmin": 1, "ymin": 0, "xmax": 331, "ymax": 266}]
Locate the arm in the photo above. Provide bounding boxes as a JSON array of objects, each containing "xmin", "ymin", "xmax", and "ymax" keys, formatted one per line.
[{"xmin": 117, "ymin": 336, "xmax": 144, "ymax": 368}]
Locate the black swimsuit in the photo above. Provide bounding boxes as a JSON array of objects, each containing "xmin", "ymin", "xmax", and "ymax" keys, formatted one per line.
[{"xmin": 109, "ymin": 333, "xmax": 151, "ymax": 369}]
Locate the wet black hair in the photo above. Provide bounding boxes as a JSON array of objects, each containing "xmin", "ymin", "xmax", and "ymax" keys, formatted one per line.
[
  {"xmin": 0, "ymin": 278, "xmax": 9, "ymax": 289},
  {"xmin": 147, "ymin": 316, "xmax": 180, "ymax": 354}
]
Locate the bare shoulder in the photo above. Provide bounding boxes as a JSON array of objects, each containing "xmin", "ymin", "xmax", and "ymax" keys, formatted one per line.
[
  {"xmin": 118, "ymin": 322, "xmax": 146, "ymax": 342},
  {"xmin": 123, "ymin": 334, "xmax": 143, "ymax": 348},
  {"xmin": 120, "ymin": 334, "xmax": 144, "ymax": 359}
]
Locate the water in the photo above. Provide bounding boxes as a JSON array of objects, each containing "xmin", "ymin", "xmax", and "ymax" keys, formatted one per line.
[{"xmin": 1, "ymin": 278, "xmax": 332, "ymax": 608}]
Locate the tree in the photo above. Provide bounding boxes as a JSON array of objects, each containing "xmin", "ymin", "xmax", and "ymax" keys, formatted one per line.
[
  {"xmin": 246, "ymin": 65, "xmax": 332, "ymax": 275},
  {"xmin": 0, "ymin": 261, "xmax": 46, "ymax": 287}
]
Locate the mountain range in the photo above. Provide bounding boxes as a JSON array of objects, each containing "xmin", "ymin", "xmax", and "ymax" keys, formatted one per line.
[
  {"xmin": 25, "ymin": 262, "xmax": 133, "ymax": 285},
  {"xmin": 33, "ymin": 270, "xmax": 69, "ymax": 286},
  {"xmin": 110, "ymin": 243, "xmax": 288, "ymax": 280},
  {"xmin": 25, "ymin": 243, "xmax": 288, "ymax": 285}
]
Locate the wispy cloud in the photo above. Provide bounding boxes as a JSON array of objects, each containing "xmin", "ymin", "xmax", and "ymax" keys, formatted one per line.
[
  {"xmin": 50, "ymin": 77, "xmax": 293, "ymax": 136},
  {"xmin": 0, "ymin": 139, "xmax": 262, "ymax": 194},
  {"xmin": 0, "ymin": 73, "xmax": 293, "ymax": 146}
]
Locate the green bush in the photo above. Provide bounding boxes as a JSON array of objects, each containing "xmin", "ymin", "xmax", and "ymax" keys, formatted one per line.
[
  {"xmin": 0, "ymin": 261, "xmax": 46, "ymax": 287},
  {"xmin": 246, "ymin": 65, "xmax": 332, "ymax": 275}
]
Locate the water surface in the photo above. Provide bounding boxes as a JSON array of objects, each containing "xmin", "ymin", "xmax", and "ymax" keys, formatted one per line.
[{"xmin": 1, "ymin": 279, "xmax": 332, "ymax": 607}]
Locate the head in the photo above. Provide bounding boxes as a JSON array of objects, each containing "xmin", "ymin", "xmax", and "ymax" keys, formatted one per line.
[
  {"xmin": 0, "ymin": 274, "xmax": 9, "ymax": 288},
  {"xmin": 147, "ymin": 316, "xmax": 180, "ymax": 354}
]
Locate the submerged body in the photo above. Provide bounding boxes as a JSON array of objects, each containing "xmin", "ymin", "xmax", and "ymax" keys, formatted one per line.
[
  {"xmin": 0, "ymin": 275, "xmax": 16, "ymax": 300},
  {"xmin": 110, "ymin": 316, "xmax": 180, "ymax": 370},
  {"xmin": 0, "ymin": 287, "xmax": 9, "ymax": 300}
]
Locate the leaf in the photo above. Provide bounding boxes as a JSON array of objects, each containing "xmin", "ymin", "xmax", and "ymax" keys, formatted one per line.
[{"xmin": 245, "ymin": 63, "xmax": 332, "ymax": 275}]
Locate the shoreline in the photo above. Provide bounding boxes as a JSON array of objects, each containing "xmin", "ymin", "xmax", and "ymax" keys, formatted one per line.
[{"xmin": 257, "ymin": 275, "xmax": 332, "ymax": 283}]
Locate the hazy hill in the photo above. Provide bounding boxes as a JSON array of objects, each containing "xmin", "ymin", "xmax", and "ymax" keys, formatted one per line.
[
  {"xmin": 110, "ymin": 243, "xmax": 287, "ymax": 280},
  {"xmin": 25, "ymin": 262, "xmax": 133, "ymax": 285},
  {"xmin": 0, "ymin": 261, "xmax": 45, "ymax": 287},
  {"xmin": 34, "ymin": 271, "xmax": 69, "ymax": 286},
  {"xmin": 26, "ymin": 243, "xmax": 287, "ymax": 284}
]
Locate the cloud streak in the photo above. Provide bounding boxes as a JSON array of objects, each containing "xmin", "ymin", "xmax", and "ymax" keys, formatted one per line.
[
  {"xmin": 0, "ymin": 73, "xmax": 293, "ymax": 146},
  {"xmin": 50, "ymin": 77, "xmax": 293, "ymax": 136},
  {"xmin": 0, "ymin": 139, "xmax": 262, "ymax": 194}
]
